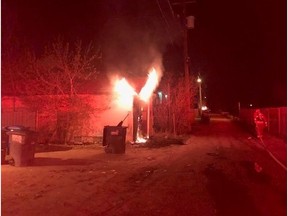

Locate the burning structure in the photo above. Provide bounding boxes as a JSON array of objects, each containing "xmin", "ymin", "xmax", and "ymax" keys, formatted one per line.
[
  {"xmin": 1, "ymin": 67, "xmax": 162, "ymax": 144},
  {"xmin": 113, "ymin": 67, "xmax": 161, "ymax": 143}
]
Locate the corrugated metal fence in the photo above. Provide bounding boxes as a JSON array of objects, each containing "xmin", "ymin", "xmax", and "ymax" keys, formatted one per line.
[
  {"xmin": 240, "ymin": 107, "xmax": 287, "ymax": 139},
  {"xmin": 1, "ymin": 110, "xmax": 37, "ymax": 131}
]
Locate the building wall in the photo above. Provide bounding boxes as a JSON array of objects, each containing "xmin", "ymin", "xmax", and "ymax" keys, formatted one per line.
[
  {"xmin": 80, "ymin": 94, "xmax": 133, "ymax": 141},
  {"xmin": 1, "ymin": 94, "xmax": 134, "ymax": 143}
]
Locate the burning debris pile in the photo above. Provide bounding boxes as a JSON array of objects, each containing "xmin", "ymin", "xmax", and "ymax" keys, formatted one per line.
[{"xmin": 133, "ymin": 135, "xmax": 185, "ymax": 148}]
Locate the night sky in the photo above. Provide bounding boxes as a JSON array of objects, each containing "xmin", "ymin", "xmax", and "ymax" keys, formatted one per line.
[{"xmin": 2, "ymin": 0, "xmax": 287, "ymax": 112}]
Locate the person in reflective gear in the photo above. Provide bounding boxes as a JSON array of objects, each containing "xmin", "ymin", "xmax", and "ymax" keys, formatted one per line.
[{"xmin": 253, "ymin": 109, "xmax": 267, "ymax": 139}]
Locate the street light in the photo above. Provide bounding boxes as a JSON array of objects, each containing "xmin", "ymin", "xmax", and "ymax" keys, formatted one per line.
[{"xmin": 197, "ymin": 77, "xmax": 202, "ymax": 116}]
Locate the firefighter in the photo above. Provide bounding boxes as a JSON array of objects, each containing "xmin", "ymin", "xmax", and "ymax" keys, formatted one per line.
[{"xmin": 253, "ymin": 109, "xmax": 267, "ymax": 139}]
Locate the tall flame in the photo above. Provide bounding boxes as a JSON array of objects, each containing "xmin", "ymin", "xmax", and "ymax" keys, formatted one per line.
[
  {"xmin": 113, "ymin": 67, "xmax": 161, "ymax": 110},
  {"xmin": 139, "ymin": 68, "xmax": 159, "ymax": 102},
  {"xmin": 113, "ymin": 67, "xmax": 161, "ymax": 143},
  {"xmin": 114, "ymin": 78, "xmax": 136, "ymax": 110}
]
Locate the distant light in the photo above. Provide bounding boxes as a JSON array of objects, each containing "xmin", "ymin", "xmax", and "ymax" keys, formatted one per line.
[
  {"xmin": 165, "ymin": 94, "xmax": 168, "ymax": 99},
  {"xmin": 201, "ymin": 105, "xmax": 208, "ymax": 111},
  {"xmin": 249, "ymin": 104, "xmax": 253, "ymax": 107},
  {"xmin": 197, "ymin": 77, "xmax": 202, "ymax": 83},
  {"xmin": 158, "ymin": 91, "xmax": 163, "ymax": 101}
]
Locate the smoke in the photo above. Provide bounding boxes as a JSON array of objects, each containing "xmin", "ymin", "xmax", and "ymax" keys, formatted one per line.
[{"xmin": 101, "ymin": 12, "xmax": 179, "ymax": 78}]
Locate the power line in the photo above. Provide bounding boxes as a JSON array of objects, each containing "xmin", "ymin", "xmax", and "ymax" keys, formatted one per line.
[
  {"xmin": 156, "ymin": 0, "xmax": 176, "ymax": 44},
  {"xmin": 170, "ymin": 0, "xmax": 196, "ymax": 5},
  {"xmin": 156, "ymin": 0, "xmax": 171, "ymax": 30},
  {"xmin": 166, "ymin": 0, "xmax": 176, "ymax": 18}
]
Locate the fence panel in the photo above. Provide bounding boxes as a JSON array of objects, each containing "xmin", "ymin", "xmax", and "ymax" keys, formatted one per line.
[{"xmin": 1, "ymin": 111, "xmax": 37, "ymax": 130}]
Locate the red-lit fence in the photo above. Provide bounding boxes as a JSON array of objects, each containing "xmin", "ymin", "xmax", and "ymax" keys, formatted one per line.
[
  {"xmin": 1, "ymin": 110, "xmax": 37, "ymax": 130},
  {"xmin": 240, "ymin": 107, "xmax": 287, "ymax": 139}
]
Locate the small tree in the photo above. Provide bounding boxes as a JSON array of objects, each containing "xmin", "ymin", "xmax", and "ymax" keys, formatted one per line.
[
  {"xmin": 18, "ymin": 38, "xmax": 102, "ymax": 143},
  {"xmin": 170, "ymin": 75, "xmax": 197, "ymax": 134},
  {"xmin": 153, "ymin": 72, "xmax": 197, "ymax": 134}
]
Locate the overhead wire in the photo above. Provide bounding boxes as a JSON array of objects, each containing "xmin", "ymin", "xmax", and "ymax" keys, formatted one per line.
[
  {"xmin": 166, "ymin": 0, "xmax": 176, "ymax": 18},
  {"xmin": 156, "ymin": 0, "xmax": 175, "ymax": 44}
]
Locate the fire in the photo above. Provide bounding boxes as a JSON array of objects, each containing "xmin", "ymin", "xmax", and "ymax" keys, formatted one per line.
[
  {"xmin": 114, "ymin": 78, "xmax": 136, "ymax": 110},
  {"xmin": 114, "ymin": 67, "xmax": 161, "ymax": 108},
  {"xmin": 136, "ymin": 137, "xmax": 147, "ymax": 143},
  {"xmin": 113, "ymin": 67, "xmax": 161, "ymax": 143},
  {"xmin": 139, "ymin": 68, "xmax": 159, "ymax": 102}
]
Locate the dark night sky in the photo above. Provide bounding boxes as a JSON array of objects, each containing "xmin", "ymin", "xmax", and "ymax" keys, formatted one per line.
[{"xmin": 2, "ymin": 0, "xmax": 287, "ymax": 111}]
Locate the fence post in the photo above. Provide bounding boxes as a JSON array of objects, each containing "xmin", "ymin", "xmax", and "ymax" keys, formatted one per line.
[
  {"xmin": 267, "ymin": 109, "xmax": 270, "ymax": 132},
  {"xmin": 35, "ymin": 110, "xmax": 39, "ymax": 131},
  {"xmin": 278, "ymin": 108, "xmax": 281, "ymax": 136}
]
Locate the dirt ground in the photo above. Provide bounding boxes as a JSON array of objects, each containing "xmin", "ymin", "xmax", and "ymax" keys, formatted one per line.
[{"xmin": 1, "ymin": 116, "xmax": 287, "ymax": 216}]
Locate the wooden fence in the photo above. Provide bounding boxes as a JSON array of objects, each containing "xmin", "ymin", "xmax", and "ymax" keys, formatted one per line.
[
  {"xmin": 240, "ymin": 107, "xmax": 287, "ymax": 139},
  {"xmin": 1, "ymin": 110, "xmax": 37, "ymax": 131}
]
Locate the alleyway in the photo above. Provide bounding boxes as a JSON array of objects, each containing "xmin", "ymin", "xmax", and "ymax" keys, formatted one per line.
[{"xmin": 1, "ymin": 116, "xmax": 287, "ymax": 216}]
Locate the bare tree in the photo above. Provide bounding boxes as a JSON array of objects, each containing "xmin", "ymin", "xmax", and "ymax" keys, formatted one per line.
[
  {"xmin": 18, "ymin": 38, "xmax": 102, "ymax": 143},
  {"xmin": 153, "ymin": 72, "xmax": 197, "ymax": 134},
  {"xmin": 1, "ymin": 0, "xmax": 22, "ymax": 101},
  {"xmin": 170, "ymin": 75, "xmax": 197, "ymax": 134}
]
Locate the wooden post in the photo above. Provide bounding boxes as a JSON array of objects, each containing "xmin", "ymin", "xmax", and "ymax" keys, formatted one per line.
[
  {"xmin": 173, "ymin": 113, "xmax": 176, "ymax": 136},
  {"xmin": 267, "ymin": 109, "xmax": 270, "ymax": 132},
  {"xmin": 35, "ymin": 110, "xmax": 39, "ymax": 131},
  {"xmin": 183, "ymin": 3, "xmax": 191, "ymax": 131},
  {"xmin": 168, "ymin": 82, "xmax": 171, "ymax": 132},
  {"xmin": 147, "ymin": 98, "xmax": 154, "ymax": 138},
  {"xmin": 278, "ymin": 108, "xmax": 281, "ymax": 136}
]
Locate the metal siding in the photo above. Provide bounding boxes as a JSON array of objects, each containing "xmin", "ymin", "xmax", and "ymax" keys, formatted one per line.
[{"xmin": 1, "ymin": 111, "xmax": 36, "ymax": 130}]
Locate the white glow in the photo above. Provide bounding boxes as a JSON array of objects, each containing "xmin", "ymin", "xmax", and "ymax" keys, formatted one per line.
[
  {"xmin": 136, "ymin": 137, "xmax": 148, "ymax": 143},
  {"xmin": 201, "ymin": 105, "xmax": 208, "ymax": 111},
  {"xmin": 139, "ymin": 68, "xmax": 160, "ymax": 102},
  {"xmin": 114, "ymin": 78, "xmax": 136, "ymax": 110}
]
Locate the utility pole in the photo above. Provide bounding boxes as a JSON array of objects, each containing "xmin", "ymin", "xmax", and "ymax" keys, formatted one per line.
[
  {"xmin": 181, "ymin": 1, "xmax": 196, "ymax": 127},
  {"xmin": 197, "ymin": 76, "xmax": 202, "ymax": 116},
  {"xmin": 171, "ymin": 1, "xmax": 196, "ymax": 98},
  {"xmin": 183, "ymin": 4, "xmax": 190, "ymax": 111},
  {"xmin": 171, "ymin": 0, "xmax": 196, "ymax": 130}
]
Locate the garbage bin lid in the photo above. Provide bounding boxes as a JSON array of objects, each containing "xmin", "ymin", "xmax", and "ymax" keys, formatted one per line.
[{"xmin": 4, "ymin": 125, "xmax": 28, "ymax": 131}]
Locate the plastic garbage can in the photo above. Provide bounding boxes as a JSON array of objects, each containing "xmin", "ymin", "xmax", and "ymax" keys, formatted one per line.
[{"xmin": 6, "ymin": 126, "xmax": 36, "ymax": 166}]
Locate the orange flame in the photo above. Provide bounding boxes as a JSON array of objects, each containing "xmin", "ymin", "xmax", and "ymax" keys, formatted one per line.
[
  {"xmin": 113, "ymin": 67, "xmax": 161, "ymax": 143},
  {"xmin": 139, "ymin": 68, "xmax": 159, "ymax": 102},
  {"xmin": 113, "ymin": 67, "xmax": 161, "ymax": 111},
  {"xmin": 114, "ymin": 78, "xmax": 136, "ymax": 110}
]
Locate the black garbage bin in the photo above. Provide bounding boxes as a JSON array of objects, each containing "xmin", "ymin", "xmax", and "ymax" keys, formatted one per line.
[
  {"xmin": 1, "ymin": 129, "xmax": 9, "ymax": 164},
  {"xmin": 5, "ymin": 126, "xmax": 36, "ymax": 166},
  {"xmin": 103, "ymin": 126, "xmax": 127, "ymax": 154}
]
